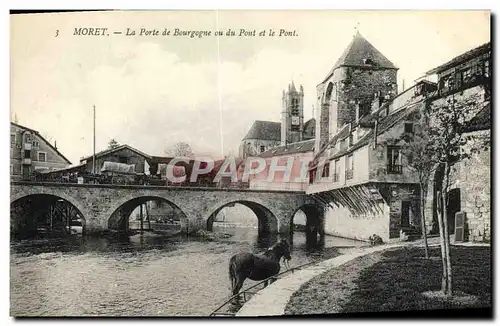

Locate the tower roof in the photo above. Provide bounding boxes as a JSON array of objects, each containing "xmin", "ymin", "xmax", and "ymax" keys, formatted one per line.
[
  {"xmin": 322, "ymin": 31, "xmax": 398, "ymax": 83},
  {"xmin": 290, "ymin": 81, "xmax": 297, "ymax": 92}
]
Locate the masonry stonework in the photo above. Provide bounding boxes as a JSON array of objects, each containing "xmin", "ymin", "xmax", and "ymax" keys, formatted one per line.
[
  {"xmin": 336, "ymin": 68, "xmax": 397, "ymax": 129},
  {"xmin": 10, "ymin": 182, "xmax": 321, "ymax": 236},
  {"xmin": 448, "ymin": 130, "xmax": 491, "ymax": 242}
]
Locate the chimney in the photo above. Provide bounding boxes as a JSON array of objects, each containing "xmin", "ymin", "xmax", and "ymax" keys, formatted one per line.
[{"xmin": 54, "ymin": 140, "xmax": 57, "ymax": 149}]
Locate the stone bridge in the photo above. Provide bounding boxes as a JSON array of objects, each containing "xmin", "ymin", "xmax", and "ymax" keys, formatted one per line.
[{"xmin": 10, "ymin": 182, "xmax": 325, "ymax": 236}]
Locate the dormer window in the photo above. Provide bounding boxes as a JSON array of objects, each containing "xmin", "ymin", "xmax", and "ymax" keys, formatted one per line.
[{"xmin": 363, "ymin": 58, "xmax": 375, "ymax": 65}]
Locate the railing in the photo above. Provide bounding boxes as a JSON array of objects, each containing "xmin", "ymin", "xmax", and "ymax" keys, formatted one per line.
[
  {"xmin": 209, "ymin": 261, "xmax": 317, "ymax": 317},
  {"xmin": 387, "ymin": 164, "xmax": 402, "ymax": 174},
  {"xmin": 20, "ymin": 172, "xmax": 250, "ymax": 189}
]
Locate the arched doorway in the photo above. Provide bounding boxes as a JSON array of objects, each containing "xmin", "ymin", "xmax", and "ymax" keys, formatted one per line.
[
  {"xmin": 108, "ymin": 196, "xmax": 188, "ymax": 234},
  {"xmin": 11, "ymin": 194, "xmax": 86, "ymax": 240}
]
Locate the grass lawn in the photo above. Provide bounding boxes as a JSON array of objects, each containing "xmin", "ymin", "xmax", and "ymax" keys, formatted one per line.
[{"xmin": 285, "ymin": 246, "xmax": 491, "ymax": 315}]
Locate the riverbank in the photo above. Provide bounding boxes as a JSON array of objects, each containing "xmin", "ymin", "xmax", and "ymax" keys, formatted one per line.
[{"xmin": 284, "ymin": 245, "xmax": 491, "ymax": 315}]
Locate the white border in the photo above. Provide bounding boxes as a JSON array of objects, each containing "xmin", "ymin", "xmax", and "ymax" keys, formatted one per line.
[{"xmin": 2, "ymin": 2, "xmax": 498, "ymax": 326}]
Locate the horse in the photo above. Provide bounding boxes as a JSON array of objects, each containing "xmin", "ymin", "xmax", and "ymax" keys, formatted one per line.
[{"xmin": 228, "ymin": 239, "xmax": 292, "ymax": 302}]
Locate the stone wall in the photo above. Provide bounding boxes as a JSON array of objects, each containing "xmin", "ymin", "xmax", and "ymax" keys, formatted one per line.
[
  {"xmin": 386, "ymin": 183, "xmax": 421, "ymax": 239},
  {"xmin": 448, "ymin": 129, "xmax": 491, "ymax": 242},
  {"xmin": 324, "ymin": 201, "xmax": 390, "ymax": 241},
  {"xmin": 336, "ymin": 68, "xmax": 397, "ymax": 129}
]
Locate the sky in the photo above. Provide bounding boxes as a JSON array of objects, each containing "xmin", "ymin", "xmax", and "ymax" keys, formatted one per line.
[{"xmin": 10, "ymin": 10, "xmax": 490, "ymax": 165}]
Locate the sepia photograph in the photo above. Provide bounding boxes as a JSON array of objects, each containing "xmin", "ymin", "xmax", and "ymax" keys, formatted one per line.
[{"xmin": 8, "ymin": 8, "xmax": 492, "ymax": 319}]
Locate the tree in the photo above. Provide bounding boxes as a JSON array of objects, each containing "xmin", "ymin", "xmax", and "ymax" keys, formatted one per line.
[
  {"xmin": 108, "ymin": 139, "xmax": 120, "ymax": 150},
  {"xmin": 426, "ymin": 92, "xmax": 489, "ymax": 295},
  {"xmin": 400, "ymin": 114, "xmax": 438, "ymax": 259},
  {"xmin": 165, "ymin": 141, "xmax": 194, "ymax": 158}
]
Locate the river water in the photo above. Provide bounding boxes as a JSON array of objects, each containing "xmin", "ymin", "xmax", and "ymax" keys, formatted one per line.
[{"xmin": 10, "ymin": 227, "xmax": 365, "ymax": 317}]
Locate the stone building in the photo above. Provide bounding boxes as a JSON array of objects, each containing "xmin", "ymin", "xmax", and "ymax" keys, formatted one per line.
[
  {"xmin": 10, "ymin": 122, "xmax": 71, "ymax": 180},
  {"xmin": 239, "ymin": 82, "xmax": 316, "ymax": 159},
  {"xmin": 315, "ymin": 31, "xmax": 398, "ymax": 153},
  {"xmin": 308, "ymin": 78, "xmax": 437, "ymax": 241},
  {"xmin": 239, "ymin": 32, "xmax": 490, "ymax": 243},
  {"xmin": 424, "ymin": 42, "xmax": 491, "ymax": 242},
  {"xmin": 308, "ymin": 35, "xmax": 490, "ymax": 243}
]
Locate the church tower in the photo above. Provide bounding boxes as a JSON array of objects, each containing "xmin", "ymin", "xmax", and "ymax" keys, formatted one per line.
[
  {"xmin": 281, "ymin": 82, "xmax": 304, "ymax": 146},
  {"xmin": 315, "ymin": 31, "xmax": 399, "ymax": 152}
]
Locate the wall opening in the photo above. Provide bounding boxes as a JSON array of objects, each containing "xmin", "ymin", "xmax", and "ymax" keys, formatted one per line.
[
  {"xmin": 108, "ymin": 197, "xmax": 187, "ymax": 234},
  {"xmin": 206, "ymin": 201, "xmax": 279, "ymax": 250},
  {"xmin": 289, "ymin": 204, "xmax": 325, "ymax": 250},
  {"xmin": 447, "ymin": 188, "xmax": 461, "ymax": 235},
  {"xmin": 11, "ymin": 194, "xmax": 85, "ymax": 240}
]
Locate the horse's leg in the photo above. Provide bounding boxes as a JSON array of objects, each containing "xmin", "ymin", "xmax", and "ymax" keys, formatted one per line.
[{"xmin": 232, "ymin": 275, "xmax": 246, "ymax": 303}]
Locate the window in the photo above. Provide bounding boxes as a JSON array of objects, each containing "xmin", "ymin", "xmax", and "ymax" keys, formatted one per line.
[
  {"xmin": 32, "ymin": 140, "xmax": 40, "ymax": 148},
  {"xmin": 387, "ymin": 146, "xmax": 402, "ymax": 174},
  {"xmin": 404, "ymin": 123, "xmax": 414, "ymax": 134},
  {"xmin": 363, "ymin": 58, "xmax": 374, "ymax": 65},
  {"xmin": 118, "ymin": 156, "xmax": 127, "ymax": 163},
  {"xmin": 440, "ymin": 74, "xmax": 453, "ymax": 92},
  {"xmin": 346, "ymin": 154, "xmax": 354, "ymax": 180},
  {"xmin": 309, "ymin": 168, "xmax": 317, "ymax": 184},
  {"xmin": 339, "ymin": 139, "xmax": 346, "ymax": 150},
  {"xmin": 333, "ymin": 159, "xmax": 340, "ymax": 182},
  {"xmin": 260, "ymin": 145, "xmax": 265, "ymax": 153},
  {"xmin": 348, "ymin": 133, "xmax": 354, "ymax": 147},
  {"xmin": 321, "ymin": 162, "xmax": 330, "ymax": 178},
  {"xmin": 10, "ymin": 133, "xmax": 16, "ymax": 145},
  {"xmin": 461, "ymin": 68, "xmax": 472, "ymax": 84},
  {"xmin": 484, "ymin": 60, "xmax": 490, "ymax": 78},
  {"xmin": 24, "ymin": 150, "xmax": 31, "ymax": 159},
  {"xmin": 38, "ymin": 152, "xmax": 46, "ymax": 162}
]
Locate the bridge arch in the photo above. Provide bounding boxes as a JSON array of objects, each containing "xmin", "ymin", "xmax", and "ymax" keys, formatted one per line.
[
  {"xmin": 289, "ymin": 203, "xmax": 325, "ymax": 247},
  {"xmin": 205, "ymin": 200, "xmax": 279, "ymax": 234},
  {"xmin": 107, "ymin": 195, "xmax": 190, "ymax": 232},
  {"xmin": 11, "ymin": 193, "xmax": 87, "ymax": 238}
]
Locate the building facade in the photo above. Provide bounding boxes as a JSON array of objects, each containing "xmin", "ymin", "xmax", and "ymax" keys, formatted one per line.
[
  {"xmin": 424, "ymin": 42, "xmax": 491, "ymax": 242},
  {"xmin": 10, "ymin": 122, "xmax": 71, "ymax": 180},
  {"xmin": 308, "ymin": 37, "xmax": 491, "ymax": 242},
  {"xmin": 239, "ymin": 82, "xmax": 316, "ymax": 159},
  {"xmin": 79, "ymin": 144, "xmax": 151, "ymax": 175}
]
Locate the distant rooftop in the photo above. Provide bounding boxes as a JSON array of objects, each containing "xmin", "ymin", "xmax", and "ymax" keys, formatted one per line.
[
  {"xmin": 259, "ymin": 139, "xmax": 315, "ymax": 158},
  {"xmin": 242, "ymin": 120, "xmax": 281, "ymax": 141}
]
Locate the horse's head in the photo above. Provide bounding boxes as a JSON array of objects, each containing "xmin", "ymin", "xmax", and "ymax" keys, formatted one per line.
[{"xmin": 277, "ymin": 239, "xmax": 292, "ymax": 261}]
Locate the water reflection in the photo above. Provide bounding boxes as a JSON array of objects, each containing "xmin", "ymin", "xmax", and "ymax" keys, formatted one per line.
[{"xmin": 10, "ymin": 227, "xmax": 366, "ymax": 316}]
